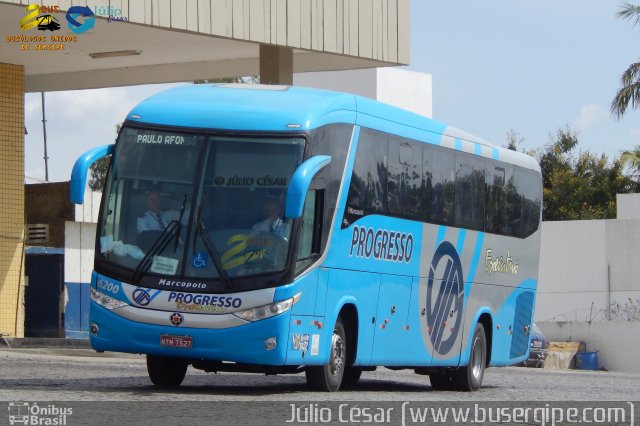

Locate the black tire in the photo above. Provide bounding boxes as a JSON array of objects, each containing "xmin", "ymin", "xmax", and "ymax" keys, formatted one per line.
[
  {"xmin": 146, "ymin": 355, "xmax": 188, "ymax": 387},
  {"xmin": 429, "ymin": 370, "xmax": 454, "ymax": 390},
  {"xmin": 341, "ymin": 367, "xmax": 363, "ymax": 388},
  {"xmin": 453, "ymin": 322, "xmax": 486, "ymax": 391},
  {"xmin": 305, "ymin": 318, "xmax": 346, "ymax": 392}
]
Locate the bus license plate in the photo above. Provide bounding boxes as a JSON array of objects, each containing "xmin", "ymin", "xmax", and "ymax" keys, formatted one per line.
[{"xmin": 160, "ymin": 334, "xmax": 193, "ymax": 349}]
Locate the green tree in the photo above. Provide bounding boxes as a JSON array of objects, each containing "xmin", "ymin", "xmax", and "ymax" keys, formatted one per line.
[
  {"xmin": 611, "ymin": 2, "xmax": 640, "ymax": 118},
  {"xmin": 88, "ymin": 156, "xmax": 111, "ymax": 191},
  {"xmin": 505, "ymin": 129, "xmax": 525, "ymax": 151},
  {"xmin": 88, "ymin": 123, "xmax": 120, "ymax": 191},
  {"xmin": 538, "ymin": 127, "xmax": 638, "ymax": 220},
  {"xmin": 620, "ymin": 144, "xmax": 640, "ymax": 180}
]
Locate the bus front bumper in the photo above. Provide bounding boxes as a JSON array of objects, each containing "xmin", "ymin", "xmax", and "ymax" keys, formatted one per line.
[{"xmin": 89, "ymin": 302, "xmax": 292, "ymax": 365}]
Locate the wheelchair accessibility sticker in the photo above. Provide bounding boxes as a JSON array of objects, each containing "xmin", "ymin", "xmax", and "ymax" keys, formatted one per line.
[{"xmin": 192, "ymin": 252, "xmax": 208, "ymax": 269}]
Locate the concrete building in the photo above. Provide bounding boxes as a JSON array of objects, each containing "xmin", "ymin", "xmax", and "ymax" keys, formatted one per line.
[
  {"xmin": 536, "ymin": 193, "xmax": 640, "ymax": 372},
  {"xmin": 294, "ymin": 67, "xmax": 432, "ymax": 118},
  {"xmin": 0, "ymin": 0, "xmax": 410, "ymax": 337}
]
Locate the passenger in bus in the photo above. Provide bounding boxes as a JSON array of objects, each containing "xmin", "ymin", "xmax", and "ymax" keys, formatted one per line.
[
  {"xmin": 252, "ymin": 200, "xmax": 291, "ymax": 238},
  {"xmin": 137, "ymin": 190, "xmax": 181, "ymax": 233}
]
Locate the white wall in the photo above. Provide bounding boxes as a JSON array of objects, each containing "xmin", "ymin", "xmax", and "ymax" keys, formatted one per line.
[
  {"xmin": 74, "ymin": 190, "xmax": 102, "ymax": 223},
  {"xmin": 294, "ymin": 67, "xmax": 433, "ymax": 118},
  {"xmin": 536, "ymin": 219, "xmax": 640, "ymax": 322},
  {"xmin": 64, "ymin": 222, "xmax": 97, "ymax": 286},
  {"xmin": 617, "ymin": 193, "xmax": 640, "ymax": 219},
  {"xmin": 536, "ymin": 215, "xmax": 640, "ymax": 373}
]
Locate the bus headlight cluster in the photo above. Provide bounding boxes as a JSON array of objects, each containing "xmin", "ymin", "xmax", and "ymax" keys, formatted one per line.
[
  {"xmin": 90, "ymin": 288, "xmax": 128, "ymax": 310},
  {"xmin": 233, "ymin": 293, "xmax": 300, "ymax": 322}
]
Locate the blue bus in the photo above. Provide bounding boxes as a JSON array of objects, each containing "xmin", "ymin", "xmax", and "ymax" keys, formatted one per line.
[{"xmin": 71, "ymin": 84, "xmax": 542, "ymax": 392}]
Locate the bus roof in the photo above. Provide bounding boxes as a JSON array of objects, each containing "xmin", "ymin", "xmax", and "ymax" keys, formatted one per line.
[{"xmin": 127, "ymin": 84, "xmax": 539, "ymax": 172}]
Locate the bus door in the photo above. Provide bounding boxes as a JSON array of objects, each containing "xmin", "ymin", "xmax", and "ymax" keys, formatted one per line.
[{"xmin": 370, "ymin": 274, "xmax": 414, "ymax": 365}]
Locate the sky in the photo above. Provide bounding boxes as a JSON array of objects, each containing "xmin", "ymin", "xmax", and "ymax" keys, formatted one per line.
[{"xmin": 24, "ymin": 0, "xmax": 640, "ymax": 183}]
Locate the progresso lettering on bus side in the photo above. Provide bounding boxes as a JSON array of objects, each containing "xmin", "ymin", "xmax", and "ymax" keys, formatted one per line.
[{"xmin": 349, "ymin": 225, "xmax": 413, "ymax": 263}]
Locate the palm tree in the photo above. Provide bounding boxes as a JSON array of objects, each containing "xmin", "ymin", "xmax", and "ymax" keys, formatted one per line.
[
  {"xmin": 611, "ymin": 2, "xmax": 640, "ymax": 119},
  {"xmin": 620, "ymin": 145, "xmax": 640, "ymax": 180}
]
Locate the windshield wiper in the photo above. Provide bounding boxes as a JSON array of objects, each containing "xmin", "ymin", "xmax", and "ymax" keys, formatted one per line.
[
  {"xmin": 133, "ymin": 220, "xmax": 179, "ymax": 284},
  {"xmin": 133, "ymin": 195, "xmax": 188, "ymax": 284},
  {"xmin": 194, "ymin": 199, "xmax": 233, "ymax": 290},
  {"xmin": 173, "ymin": 194, "xmax": 187, "ymax": 252}
]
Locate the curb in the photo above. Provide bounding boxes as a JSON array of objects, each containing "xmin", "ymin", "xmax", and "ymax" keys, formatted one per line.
[{"xmin": 2, "ymin": 337, "xmax": 91, "ymax": 349}]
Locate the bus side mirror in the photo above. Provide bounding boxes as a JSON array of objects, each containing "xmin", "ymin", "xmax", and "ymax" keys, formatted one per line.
[
  {"xmin": 70, "ymin": 144, "xmax": 115, "ymax": 204},
  {"xmin": 285, "ymin": 155, "xmax": 331, "ymax": 219}
]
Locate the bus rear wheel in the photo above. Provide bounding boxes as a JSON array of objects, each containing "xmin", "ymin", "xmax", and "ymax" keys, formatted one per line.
[
  {"xmin": 305, "ymin": 317, "xmax": 346, "ymax": 392},
  {"xmin": 146, "ymin": 355, "xmax": 188, "ymax": 387},
  {"xmin": 428, "ymin": 370, "xmax": 454, "ymax": 390},
  {"xmin": 453, "ymin": 322, "xmax": 486, "ymax": 391}
]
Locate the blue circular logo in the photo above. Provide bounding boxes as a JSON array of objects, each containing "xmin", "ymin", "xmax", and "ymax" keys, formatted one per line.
[
  {"xmin": 132, "ymin": 288, "xmax": 151, "ymax": 306},
  {"xmin": 426, "ymin": 241, "xmax": 465, "ymax": 355}
]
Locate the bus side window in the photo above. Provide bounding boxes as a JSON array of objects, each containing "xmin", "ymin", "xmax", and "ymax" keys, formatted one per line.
[
  {"xmin": 388, "ymin": 137, "xmax": 422, "ymax": 219},
  {"xmin": 454, "ymin": 154, "xmax": 485, "ymax": 231},
  {"xmin": 423, "ymin": 146, "xmax": 455, "ymax": 225},
  {"xmin": 296, "ymin": 189, "xmax": 323, "ymax": 273},
  {"xmin": 347, "ymin": 129, "xmax": 388, "ymax": 216}
]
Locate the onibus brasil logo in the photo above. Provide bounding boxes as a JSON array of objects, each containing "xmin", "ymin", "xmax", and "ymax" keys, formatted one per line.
[
  {"xmin": 8, "ymin": 402, "xmax": 72, "ymax": 425},
  {"xmin": 426, "ymin": 241, "xmax": 465, "ymax": 355}
]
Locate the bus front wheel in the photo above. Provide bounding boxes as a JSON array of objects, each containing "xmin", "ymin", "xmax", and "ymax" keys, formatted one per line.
[
  {"xmin": 146, "ymin": 355, "xmax": 188, "ymax": 387},
  {"xmin": 453, "ymin": 322, "xmax": 486, "ymax": 391},
  {"xmin": 305, "ymin": 317, "xmax": 346, "ymax": 392}
]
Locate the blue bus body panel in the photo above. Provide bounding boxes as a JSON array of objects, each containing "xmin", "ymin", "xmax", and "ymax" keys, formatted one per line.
[
  {"xmin": 88, "ymin": 84, "xmax": 541, "ymax": 371},
  {"xmin": 128, "ymin": 85, "xmax": 357, "ymax": 131}
]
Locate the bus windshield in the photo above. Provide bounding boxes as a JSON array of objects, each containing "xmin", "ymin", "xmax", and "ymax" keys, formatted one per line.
[{"xmin": 97, "ymin": 126, "xmax": 305, "ymax": 285}]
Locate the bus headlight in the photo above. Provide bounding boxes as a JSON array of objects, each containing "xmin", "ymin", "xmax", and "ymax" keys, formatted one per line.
[
  {"xmin": 90, "ymin": 288, "xmax": 128, "ymax": 310},
  {"xmin": 233, "ymin": 293, "xmax": 300, "ymax": 322}
]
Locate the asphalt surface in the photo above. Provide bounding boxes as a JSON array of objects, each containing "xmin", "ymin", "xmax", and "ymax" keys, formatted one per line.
[{"xmin": 1, "ymin": 348, "xmax": 639, "ymax": 402}]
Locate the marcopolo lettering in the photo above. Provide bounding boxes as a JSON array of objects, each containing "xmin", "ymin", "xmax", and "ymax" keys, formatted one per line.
[
  {"xmin": 349, "ymin": 225, "xmax": 413, "ymax": 263},
  {"xmin": 157, "ymin": 278, "xmax": 207, "ymax": 289},
  {"xmin": 167, "ymin": 292, "xmax": 242, "ymax": 308}
]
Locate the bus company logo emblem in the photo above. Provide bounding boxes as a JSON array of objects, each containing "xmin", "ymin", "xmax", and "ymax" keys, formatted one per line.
[
  {"xmin": 20, "ymin": 4, "xmax": 61, "ymax": 31},
  {"xmin": 132, "ymin": 288, "xmax": 151, "ymax": 306},
  {"xmin": 426, "ymin": 241, "xmax": 465, "ymax": 355},
  {"xmin": 170, "ymin": 312, "xmax": 184, "ymax": 326},
  {"xmin": 66, "ymin": 6, "xmax": 95, "ymax": 34}
]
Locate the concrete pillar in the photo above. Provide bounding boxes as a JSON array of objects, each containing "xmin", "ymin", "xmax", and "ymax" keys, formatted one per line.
[
  {"xmin": 0, "ymin": 63, "xmax": 25, "ymax": 337},
  {"xmin": 259, "ymin": 45, "xmax": 293, "ymax": 85}
]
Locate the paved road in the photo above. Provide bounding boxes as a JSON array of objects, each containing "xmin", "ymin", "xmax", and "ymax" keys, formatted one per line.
[{"xmin": 1, "ymin": 348, "xmax": 639, "ymax": 402}]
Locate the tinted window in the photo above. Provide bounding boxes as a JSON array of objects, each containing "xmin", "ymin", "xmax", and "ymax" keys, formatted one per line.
[
  {"xmin": 485, "ymin": 165, "xmax": 513, "ymax": 235},
  {"xmin": 309, "ymin": 124, "xmax": 353, "ymax": 251},
  {"xmin": 388, "ymin": 137, "xmax": 422, "ymax": 219},
  {"xmin": 344, "ymin": 127, "xmax": 541, "ymax": 239},
  {"xmin": 454, "ymin": 154, "xmax": 485, "ymax": 231},
  {"xmin": 513, "ymin": 169, "xmax": 541, "ymax": 238},
  {"xmin": 423, "ymin": 146, "xmax": 455, "ymax": 225},
  {"xmin": 344, "ymin": 129, "xmax": 388, "ymax": 226}
]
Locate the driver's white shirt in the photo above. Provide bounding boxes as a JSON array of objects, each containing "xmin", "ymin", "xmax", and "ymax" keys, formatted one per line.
[
  {"xmin": 252, "ymin": 218, "xmax": 291, "ymax": 237},
  {"xmin": 137, "ymin": 210, "xmax": 180, "ymax": 233}
]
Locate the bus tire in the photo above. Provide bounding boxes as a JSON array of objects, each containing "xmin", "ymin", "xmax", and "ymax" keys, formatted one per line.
[
  {"xmin": 453, "ymin": 322, "xmax": 486, "ymax": 391},
  {"xmin": 428, "ymin": 370, "xmax": 453, "ymax": 390},
  {"xmin": 305, "ymin": 317, "xmax": 346, "ymax": 392},
  {"xmin": 341, "ymin": 367, "xmax": 363, "ymax": 388},
  {"xmin": 146, "ymin": 355, "xmax": 188, "ymax": 387}
]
